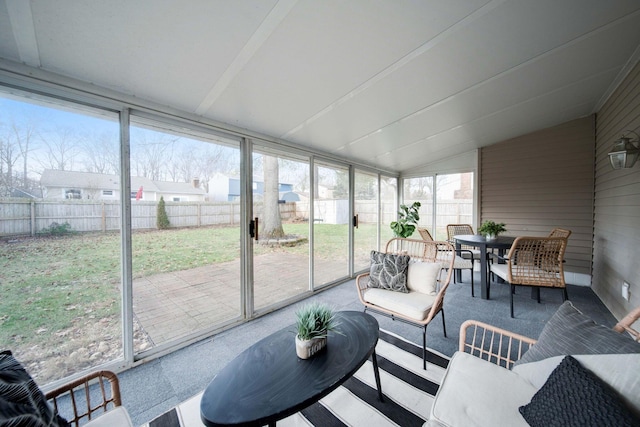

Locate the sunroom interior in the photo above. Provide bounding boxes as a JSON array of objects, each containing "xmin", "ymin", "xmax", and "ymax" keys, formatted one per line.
[{"xmin": 1, "ymin": 1, "xmax": 640, "ymax": 425}]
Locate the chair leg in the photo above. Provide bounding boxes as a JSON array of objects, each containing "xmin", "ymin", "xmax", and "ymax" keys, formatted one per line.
[
  {"xmin": 563, "ymin": 287, "xmax": 568, "ymax": 301},
  {"xmin": 533, "ymin": 287, "xmax": 541, "ymax": 303},
  {"xmin": 441, "ymin": 310, "xmax": 447, "ymax": 337},
  {"xmin": 470, "ymin": 267, "xmax": 474, "ymax": 297},
  {"xmin": 422, "ymin": 325, "xmax": 428, "ymax": 370},
  {"xmin": 510, "ymin": 285, "xmax": 515, "ymax": 318}
]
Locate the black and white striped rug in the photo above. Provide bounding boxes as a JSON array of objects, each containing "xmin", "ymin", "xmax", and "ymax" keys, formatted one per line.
[{"xmin": 142, "ymin": 330, "xmax": 449, "ymax": 427}]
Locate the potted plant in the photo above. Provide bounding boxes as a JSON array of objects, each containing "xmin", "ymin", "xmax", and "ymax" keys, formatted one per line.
[
  {"xmin": 478, "ymin": 220, "xmax": 507, "ymax": 240},
  {"xmin": 294, "ymin": 303, "xmax": 339, "ymax": 359},
  {"xmin": 390, "ymin": 201, "xmax": 421, "ymax": 238}
]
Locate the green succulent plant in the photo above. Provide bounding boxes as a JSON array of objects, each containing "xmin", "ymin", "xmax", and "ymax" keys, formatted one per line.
[{"xmin": 294, "ymin": 303, "xmax": 339, "ymax": 340}]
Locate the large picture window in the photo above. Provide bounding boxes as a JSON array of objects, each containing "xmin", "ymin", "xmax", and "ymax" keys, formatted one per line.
[
  {"xmin": 403, "ymin": 172, "xmax": 474, "ymax": 240},
  {"xmin": 0, "ymin": 92, "xmax": 122, "ymax": 384}
]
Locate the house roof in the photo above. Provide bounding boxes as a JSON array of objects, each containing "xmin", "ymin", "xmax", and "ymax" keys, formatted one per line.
[
  {"xmin": 2, "ymin": 1, "xmax": 640, "ymax": 173},
  {"xmin": 40, "ymin": 170, "xmax": 205, "ymax": 195}
]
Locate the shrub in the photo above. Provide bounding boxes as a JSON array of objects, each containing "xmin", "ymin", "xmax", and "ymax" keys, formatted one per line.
[
  {"xmin": 156, "ymin": 196, "xmax": 170, "ymax": 229},
  {"xmin": 39, "ymin": 221, "xmax": 74, "ymax": 236}
]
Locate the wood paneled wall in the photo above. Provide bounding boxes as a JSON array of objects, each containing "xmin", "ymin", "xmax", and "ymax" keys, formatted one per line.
[
  {"xmin": 594, "ymin": 62, "xmax": 640, "ymax": 320},
  {"xmin": 480, "ymin": 116, "xmax": 595, "ymax": 280}
]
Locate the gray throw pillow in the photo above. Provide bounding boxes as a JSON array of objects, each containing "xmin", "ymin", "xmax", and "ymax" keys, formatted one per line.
[
  {"xmin": 368, "ymin": 250, "xmax": 410, "ymax": 293},
  {"xmin": 514, "ymin": 301, "xmax": 640, "ymax": 367}
]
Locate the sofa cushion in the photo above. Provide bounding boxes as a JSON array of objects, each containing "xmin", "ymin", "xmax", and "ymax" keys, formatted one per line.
[
  {"xmin": 429, "ymin": 352, "xmax": 535, "ymax": 427},
  {"xmin": 513, "ymin": 353, "xmax": 640, "ymax": 415},
  {"xmin": 0, "ymin": 350, "xmax": 68, "ymax": 427},
  {"xmin": 363, "ymin": 288, "xmax": 436, "ymax": 321},
  {"xmin": 519, "ymin": 356, "xmax": 640, "ymax": 427},
  {"xmin": 513, "ymin": 301, "xmax": 640, "ymax": 367},
  {"xmin": 368, "ymin": 251, "xmax": 410, "ymax": 292},
  {"xmin": 407, "ymin": 261, "xmax": 441, "ymax": 295},
  {"xmin": 84, "ymin": 406, "xmax": 133, "ymax": 427}
]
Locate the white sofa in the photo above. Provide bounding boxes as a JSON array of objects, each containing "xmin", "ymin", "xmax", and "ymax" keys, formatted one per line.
[{"xmin": 426, "ymin": 302, "xmax": 640, "ymax": 427}]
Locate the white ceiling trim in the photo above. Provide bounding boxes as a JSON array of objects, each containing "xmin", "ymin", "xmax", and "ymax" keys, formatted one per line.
[
  {"xmin": 195, "ymin": 0, "xmax": 298, "ymax": 115},
  {"xmin": 280, "ymin": 0, "xmax": 505, "ymax": 140},
  {"xmin": 593, "ymin": 39, "xmax": 640, "ymax": 113},
  {"xmin": 5, "ymin": 0, "xmax": 39, "ymax": 67}
]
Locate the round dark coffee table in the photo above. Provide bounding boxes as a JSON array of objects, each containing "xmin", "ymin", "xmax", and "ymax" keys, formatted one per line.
[{"xmin": 200, "ymin": 311, "xmax": 382, "ymax": 427}]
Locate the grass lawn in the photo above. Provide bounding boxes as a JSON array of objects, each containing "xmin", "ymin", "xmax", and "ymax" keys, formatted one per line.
[{"xmin": 0, "ymin": 222, "xmax": 384, "ymax": 382}]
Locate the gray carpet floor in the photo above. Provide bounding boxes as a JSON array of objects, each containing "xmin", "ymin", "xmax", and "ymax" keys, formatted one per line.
[{"xmin": 119, "ymin": 271, "xmax": 617, "ymax": 426}]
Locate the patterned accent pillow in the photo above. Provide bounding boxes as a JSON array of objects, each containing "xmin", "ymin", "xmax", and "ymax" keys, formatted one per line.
[
  {"xmin": 368, "ymin": 251, "xmax": 410, "ymax": 293},
  {"xmin": 519, "ymin": 355, "xmax": 640, "ymax": 427},
  {"xmin": 0, "ymin": 350, "xmax": 69, "ymax": 427}
]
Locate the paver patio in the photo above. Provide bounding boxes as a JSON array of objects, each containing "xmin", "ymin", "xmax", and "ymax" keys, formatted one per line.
[{"xmin": 132, "ymin": 252, "xmax": 347, "ymax": 346}]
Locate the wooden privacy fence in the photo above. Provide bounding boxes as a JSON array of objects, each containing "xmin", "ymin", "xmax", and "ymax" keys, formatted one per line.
[
  {"xmin": 0, "ymin": 198, "xmax": 472, "ymax": 237},
  {"xmin": 0, "ymin": 199, "xmax": 299, "ymax": 237}
]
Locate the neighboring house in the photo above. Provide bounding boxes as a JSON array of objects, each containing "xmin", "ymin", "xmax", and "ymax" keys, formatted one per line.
[
  {"xmin": 208, "ymin": 173, "xmax": 297, "ymax": 202},
  {"xmin": 40, "ymin": 170, "xmax": 206, "ymax": 202}
]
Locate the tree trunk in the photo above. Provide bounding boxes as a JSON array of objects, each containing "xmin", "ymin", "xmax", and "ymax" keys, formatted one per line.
[{"xmin": 262, "ymin": 155, "xmax": 285, "ymax": 239}]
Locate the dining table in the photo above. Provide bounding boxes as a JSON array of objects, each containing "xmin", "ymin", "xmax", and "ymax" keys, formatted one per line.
[{"xmin": 453, "ymin": 234, "xmax": 516, "ymax": 300}]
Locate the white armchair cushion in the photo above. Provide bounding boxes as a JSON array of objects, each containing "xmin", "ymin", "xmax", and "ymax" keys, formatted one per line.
[
  {"xmin": 407, "ymin": 261, "xmax": 441, "ymax": 295},
  {"xmin": 84, "ymin": 406, "xmax": 133, "ymax": 427},
  {"xmin": 490, "ymin": 263, "xmax": 508, "ymax": 281},
  {"xmin": 429, "ymin": 352, "xmax": 535, "ymax": 427},
  {"xmin": 363, "ymin": 288, "xmax": 436, "ymax": 321}
]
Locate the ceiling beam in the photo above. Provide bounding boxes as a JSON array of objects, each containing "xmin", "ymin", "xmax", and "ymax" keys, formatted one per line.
[
  {"xmin": 6, "ymin": 0, "xmax": 40, "ymax": 67},
  {"xmin": 195, "ymin": 0, "xmax": 298, "ymax": 116}
]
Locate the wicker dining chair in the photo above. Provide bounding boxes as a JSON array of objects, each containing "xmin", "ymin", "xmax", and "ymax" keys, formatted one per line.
[
  {"xmin": 548, "ymin": 227, "xmax": 572, "ymax": 239},
  {"xmin": 446, "ymin": 224, "xmax": 482, "ymax": 260},
  {"xmin": 417, "ymin": 227, "xmax": 476, "ymax": 296},
  {"xmin": 417, "ymin": 227, "xmax": 434, "ymax": 241},
  {"xmin": 490, "ymin": 236, "xmax": 568, "ymax": 318},
  {"xmin": 46, "ymin": 370, "xmax": 132, "ymax": 427}
]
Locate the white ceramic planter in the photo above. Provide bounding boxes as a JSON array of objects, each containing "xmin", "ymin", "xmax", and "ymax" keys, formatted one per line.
[{"xmin": 295, "ymin": 335, "xmax": 327, "ymax": 359}]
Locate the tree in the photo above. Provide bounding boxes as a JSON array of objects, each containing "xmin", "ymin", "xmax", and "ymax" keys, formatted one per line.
[
  {"xmin": 261, "ymin": 155, "xmax": 285, "ymax": 239},
  {"xmin": 38, "ymin": 127, "xmax": 80, "ymax": 171},
  {"xmin": 156, "ymin": 196, "xmax": 170, "ymax": 229}
]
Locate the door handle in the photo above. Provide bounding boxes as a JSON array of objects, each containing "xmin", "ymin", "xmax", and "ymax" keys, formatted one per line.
[
  {"xmin": 353, "ymin": 214, "xmax": 359, "ymax": 229},
  {"xmin": 250, "ymin": 217, "xmax": 259, "ymax": 240}
]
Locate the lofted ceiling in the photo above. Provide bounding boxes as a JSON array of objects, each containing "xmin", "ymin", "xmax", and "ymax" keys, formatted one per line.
[{"xmin": 1, "ymin": 0, "xmax": 640, "ymax": 173}]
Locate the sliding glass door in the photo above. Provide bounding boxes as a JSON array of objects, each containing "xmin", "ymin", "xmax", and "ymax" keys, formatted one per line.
[
  {"xmin": 312, "ymin": 161, "xmax": 350, "ymax": 286},
  {"xmin": 353, "ymin": 170, "xmax": 378, "ymax": 273},
  {"xmin": 129, "ymin": 115, "xmax": 242, "ymax": 352},
  {"xmin": 251, "ymin": 145, "xmax": 310, "ymax": 312}
]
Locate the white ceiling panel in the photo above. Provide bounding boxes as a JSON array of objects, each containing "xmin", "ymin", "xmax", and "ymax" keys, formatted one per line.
[
  {"xmin": 286, "ymin": 1, "xmax": 640, "ymax": 151},
  {"xmin": 339, "ymin": 19, "xmax": 640, "ymax": 158},
  {"xmin": 31, "ymin": 1, "xmax": 278, "ymax": 110},
  {"xmin": 0, "ymin": 0, "xmax": 639, "ymax": 173},
  {"xmin": 204, "ymin": 0, "xmax": 491, "ymax": 134}
]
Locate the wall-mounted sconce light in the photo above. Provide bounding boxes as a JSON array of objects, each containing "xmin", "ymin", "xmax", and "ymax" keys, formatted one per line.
[{"xmin": 608, "ymin": 131, "xmax": 640, "ymax": 169}]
